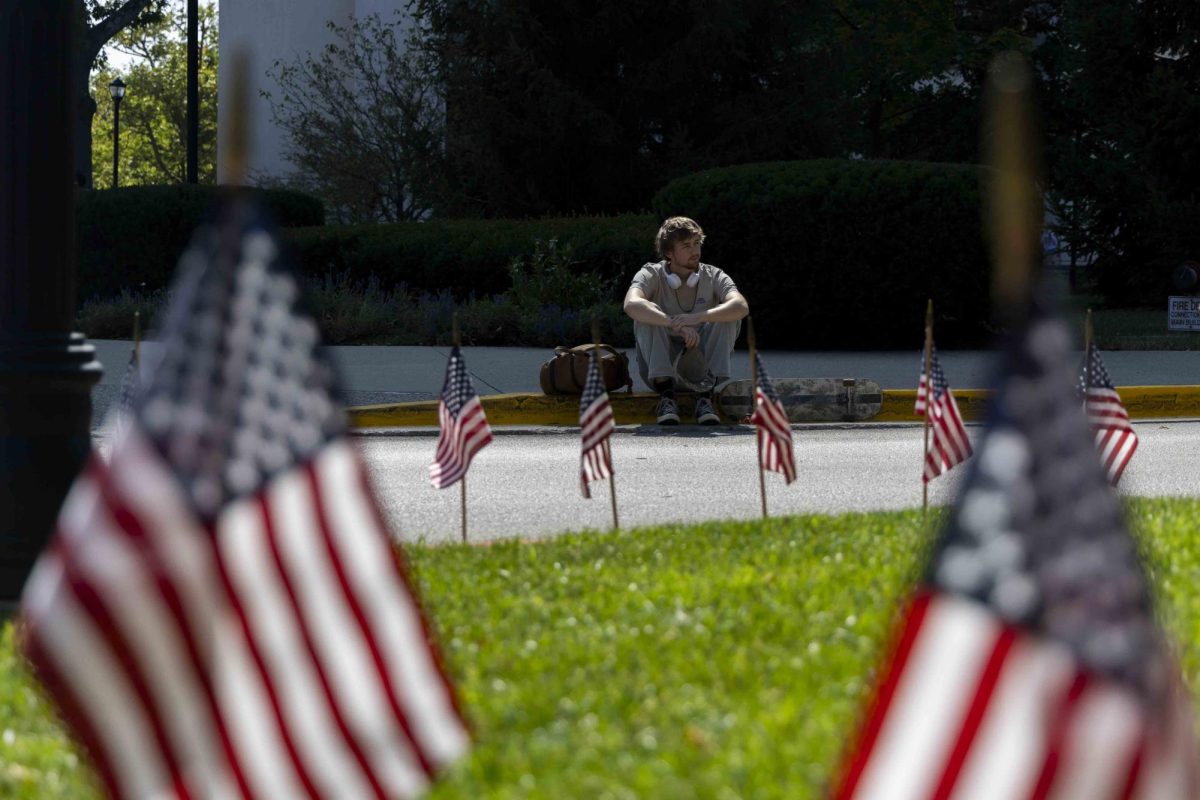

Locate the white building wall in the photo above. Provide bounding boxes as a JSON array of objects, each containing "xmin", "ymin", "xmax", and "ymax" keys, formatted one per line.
[{"xmin": 217, "ymin": 0, "xmax": 412, "ymax": 185}]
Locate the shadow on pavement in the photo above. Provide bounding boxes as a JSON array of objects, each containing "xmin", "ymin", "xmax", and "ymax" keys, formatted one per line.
[{"xmin": 631, "ymin": 424, "xmax": 754, "ymax": 438}]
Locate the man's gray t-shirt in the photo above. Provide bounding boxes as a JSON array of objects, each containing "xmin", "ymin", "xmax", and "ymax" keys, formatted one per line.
[{"xmin": 628, "ymin": 261, "xmax": 739, "ymax": 317}]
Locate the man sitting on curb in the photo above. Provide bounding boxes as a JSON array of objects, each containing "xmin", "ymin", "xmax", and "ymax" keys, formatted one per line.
[{"xmin": 623, "ymin": 216, "xmax": 750, "ymax": 425}]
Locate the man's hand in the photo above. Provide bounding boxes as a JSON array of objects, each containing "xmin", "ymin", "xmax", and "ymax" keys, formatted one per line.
[
  {"xmin": 671, "ymin": 312, "xmax": 707, "ymax": 328},
  {"xmin": 673, "ymin": 323, "xmax": 700, "ymax": 349}
]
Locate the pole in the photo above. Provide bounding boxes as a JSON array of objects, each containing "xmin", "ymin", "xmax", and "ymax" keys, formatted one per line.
[
  {"xmin": 608, "ymin": 473, "xmax": 619, "ymax": 531},
  {"xmin": 922, "ymin": 299, "xmax": 933, "ymax": 515},
  {"xmin": 460, "ymin": 478, "xmax": 467, "ymax": 544},
  {"xmin": 1084, "ymin": 308, "xmax": 1094, "ymax": 394},
  {"xmin": 186, "ymin": 0, "xmax": 199, "ymax": 184},
  {"xmin": 985, "ymin": 51, "xmax": 1040, "ymax": 330},
  {"xmin": 591, "ymin": 318, "xmax": 619, "ymax": 530},
  {"xmin": 747, "ymin": 317, "xmax": 767, "ymax": 519},
  {"xmin": 0, "ymin": 0, "xmax": 103, "ymax": 600},
  {"xmin": 453, "ymin": 311, "xmax": 466, "ymax": 543},
  {"xmin": 133, "ymin": 310, "xmax": 141, "ymax": 364},
  {"xmin": 112, "ymin": 94, "xmax": 121, "ymax": 188}
]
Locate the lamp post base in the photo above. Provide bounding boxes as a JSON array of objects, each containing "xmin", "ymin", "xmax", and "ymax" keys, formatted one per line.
[{"xmin": 0, "ymin": 333, "xmax": 101, "ymax": 601}]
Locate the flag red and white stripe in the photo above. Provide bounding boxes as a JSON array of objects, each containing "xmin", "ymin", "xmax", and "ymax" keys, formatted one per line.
[
  {"xmin": 835, "ymin": 591, "xmax": 1196, "ymax": 800},
  {"xmin": 840, "ymin": 311, "xmax": 1196, "ymax": 800},
  {"xmin": 22, "ymin": 201, "xmax": 469, "ymax": 799},
  {"xmin": 430, "ymin": 346, "xmax": 493, "ymax": 489},
  {"xmin": 579, "ymin": 351, "xmax": 615, "ymax": 498},
  {"xmin": 25, "ymin": 437, "xmax": 469, "ymax": 800},
  {"xmin": 750, "ymin": 353, "xmax": 796, "ymax": 484},
  {"xmin": 1080, "ymin": 344, "xmax": 1138, "ymax": 486},
  {"xmin": 916, "ymin": 347, "xmax": 972, "ymax": 482}
]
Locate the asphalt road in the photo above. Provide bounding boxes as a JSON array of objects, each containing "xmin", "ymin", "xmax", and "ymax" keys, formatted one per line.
[{"xmin": 346, "ymin": 421, "xmax": 1200, "ymax": 545}]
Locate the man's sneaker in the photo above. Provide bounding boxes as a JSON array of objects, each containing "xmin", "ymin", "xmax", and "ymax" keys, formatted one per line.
[
  {"xmin": 655, "ymin": 395, "xmax": 680, "ymax": 425},
  {"xmin": 695, "ymin": 396, "xmax": 720, "ymax": 425}
]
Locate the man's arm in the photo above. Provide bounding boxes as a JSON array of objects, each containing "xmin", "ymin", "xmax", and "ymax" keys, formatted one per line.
[
  {"xmin": 623, "ymin": 285, "xmax": 673, "ymax": 326},
  {"xmin": 624, "ymin": 285, "xmax": 701, "ymax": 347},
  {"xmin": 672, "ymin": 290, "xmax": 749, "ymax": 327}
]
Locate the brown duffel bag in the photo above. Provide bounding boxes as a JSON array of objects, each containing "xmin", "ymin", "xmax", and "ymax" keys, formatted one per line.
[{"xmin": 539, "ymin": 343, "xmax": 634, "ymax": 395}]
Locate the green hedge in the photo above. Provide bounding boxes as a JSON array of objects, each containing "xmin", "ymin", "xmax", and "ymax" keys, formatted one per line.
[
  {"xmin": 77, "ymin": 185, "xmax": 324, "ymax": 301},
  {"xmin": 284, "ymin": 214, "xmax": 656, "ymax": 299},
  {"xmin": 652, "ymin": 160, "xmax": 992, "ymax": 349}
]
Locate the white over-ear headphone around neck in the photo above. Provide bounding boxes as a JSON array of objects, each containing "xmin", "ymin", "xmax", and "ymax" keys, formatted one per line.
[{"xmin": 664, "ymin": 265, "xmax": 700, "ymax": 289}]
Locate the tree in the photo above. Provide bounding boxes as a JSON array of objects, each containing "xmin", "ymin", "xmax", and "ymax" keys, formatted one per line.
[
  {"xmin": 1042, "ymin": 0, "xmax": 1200, "ymax": 303},
  {"xmin": 90, "ymin": 0, "xmax": 218, "ymax": 188},
  {"xmin": 413, "ymin": 0, "xmax": 839, "ymax": 217},
  {"xmin": 409, "ymin": 0, "xmax": 1047, "ymax": 218},
  {"xmin": 264, "ymin": 13, "xmax": 445, "ymax": 223},
  {"xmin": 74, "ymin": 0, "xmax": 172, "ymax": 187}
]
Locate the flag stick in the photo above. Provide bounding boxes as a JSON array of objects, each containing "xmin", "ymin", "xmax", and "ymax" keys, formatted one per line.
[
  {"xmin": 221, "ymin": 50, "xmax": 251, "ymax": 187},
  {"xmin": 132, "ymin": 310, "xmax": 141, "ymax": 365},
  {"xmin": 985, "ymin": 51, "xmax": 1040, "ymax": 328},
  {"xmin": 460, "ymin": 477, "xmax": 467, "ymax": 544},
  {"xmin": 922, "ymin": 299, "xmax": 933, "ymax": 516},
  {"xmin": 453, "ymin": 311, "xmax": 467, "ymax": 543},
  {"xmin": 747, "ymin": 317, "xmax": 768, "ymax": 519},
  {"xmin": 592, "ymin": 319, "xmax": 620, "ymax": 531},
  {"xmin": 608, "ymin": 468, "xmax": 619, "ymax": 531},
  {"xmin": 1084, "ymin": 308, "xmax": 1094, "ymax": 395}
]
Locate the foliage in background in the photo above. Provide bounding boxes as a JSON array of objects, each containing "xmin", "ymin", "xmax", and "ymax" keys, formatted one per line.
[
  {"xmin": 75, "ymin": 0, "xmax": 174, "ymax": 187},
  {"xmin": 6, "ymin": 499, "xmax": 1200, "ymax": 798},
  {"xmin": 403, "ymin": 0, "xmax": 1200, "ymax": 306},
  {"xmin": 77, "ymin": 266, "xmax": 633, "ymax": 350},
  {"xmin": 76, "ymin": 185, "xmax": 324, "ymax": 301},
  {"xmin": 1042, "ymin": 2, "xmax": 1200, "ymax": 305},
  {"xmin": 284, "ymin": 214, "xmax": 655, "ymax": 300},
  {"xmin": 506, "ymin": 239, "xmax": 615, "ymax": 313},
  {"xmin": 90, "ymin": 0, "xmax": 218, "ymax": 189},
  {"xmin": 654, "ymin": 159, "xmax": 992, "ymax": 349},
  {"xmin": 407, "ymin": 0, "xmax": 1052, "ymax": 219},
  {"xmin": 264, "ymin": 14, "xmax": 446, "ymax": 223}
]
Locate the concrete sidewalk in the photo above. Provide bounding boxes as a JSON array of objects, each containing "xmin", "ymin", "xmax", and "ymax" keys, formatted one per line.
[{"xmin": 88, "ymin": 340, "xmax": 1200, "ymax": 429}]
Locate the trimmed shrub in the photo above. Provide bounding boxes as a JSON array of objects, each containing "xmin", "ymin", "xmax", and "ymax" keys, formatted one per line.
[
  {"xmin": 652, "ymin": 160, "xmax": 992, "ymax": 349},
  {"xmin": 77, "ymin": 185, "xmax": 324, "ymax": 301},
  {"xmin": 284, "ymin": 214, "xmax": 656, "ymax": 299}
]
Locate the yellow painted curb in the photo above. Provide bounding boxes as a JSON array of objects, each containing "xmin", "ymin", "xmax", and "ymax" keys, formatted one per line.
[
  {"xmin": 876, "ymin": 390, "xmax": 991, "ymax": 423},
  {"xmin": 876, "ymin": 385, "xmax": 1200, "ymax": 423},
  {"xmin": 348, "ymin": 385, "xmax": 1200, "ymax": 428},
  {"xmin": 348, "ymin": 392, "xmax": 702, "ymax": 428}
]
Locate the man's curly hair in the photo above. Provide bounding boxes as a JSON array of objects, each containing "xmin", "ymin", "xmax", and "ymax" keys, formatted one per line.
[{"xmin": 655, "ymin": 217, "xmax": 706, "ymax": 258}]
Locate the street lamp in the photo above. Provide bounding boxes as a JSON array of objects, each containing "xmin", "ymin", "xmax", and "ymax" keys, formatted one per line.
[{"xmin": 108, "ymin": 77, "xmax": 125, "ymax": 188}]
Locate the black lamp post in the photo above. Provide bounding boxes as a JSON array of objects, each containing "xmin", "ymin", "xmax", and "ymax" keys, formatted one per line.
[
  {"xmin": 109, "ymin": 77, "xmax": 125, "ymax": 188},
  {"xmin": 0, "ymin": 0, "xmax": 102, "ymax": 602}
]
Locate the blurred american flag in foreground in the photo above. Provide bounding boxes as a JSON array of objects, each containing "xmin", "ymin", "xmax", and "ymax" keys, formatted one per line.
[
  {"xmin": 837, "ymin": 307, "xmax": 1196, "ymax": 800},
  {"xmin": 21, "ymin": 198, "xmax": 468, "ymax": 799}
]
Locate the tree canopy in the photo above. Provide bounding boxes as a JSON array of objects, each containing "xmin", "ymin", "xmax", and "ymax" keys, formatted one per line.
[{"xmin": 90, "ymin": 0, "xmax": 218, "ymax": 189}]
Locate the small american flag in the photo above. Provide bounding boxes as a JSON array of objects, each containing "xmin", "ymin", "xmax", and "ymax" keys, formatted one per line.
[
  {"xmin": 1079, "ymin": 343, "xmax": 1138, "ymax": 486},
  {"xmin": 749, "ymin": 353, "xmax": 796, "ymax": 484},
  {"xmin": 916, "ymin": 345, "xmax": 972, "ymax": 482},
  {"xmin": 21, "ymin": 199, "xmax": 469, "ymax": 799},
  {"xmin": 111, "ymin": 345, "xmax": 140, "ymax": 442},
  {"xmin": 836, "ymin": 310, "xmax": 1197, "ymax": 800},
  {"xmin": 429, "ymin": 346, "xmax": 493, "ymax": 489},
  {"xmin": 579, "ymin": 349, "xmax": 614, "ymax": 498}
]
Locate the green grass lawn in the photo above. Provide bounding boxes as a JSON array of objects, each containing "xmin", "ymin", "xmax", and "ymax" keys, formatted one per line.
[{"xmin": 4, "ymin": 500, "xmax": 1200, "ymax": 798}]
